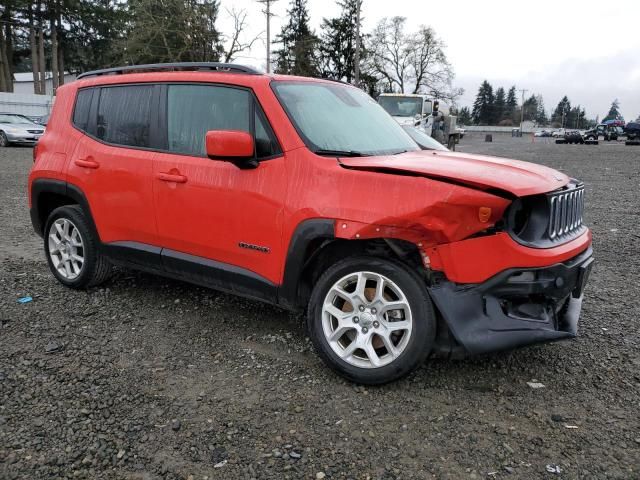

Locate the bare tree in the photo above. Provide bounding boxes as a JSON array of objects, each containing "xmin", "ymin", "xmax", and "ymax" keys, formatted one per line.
[
  {"xmin": 368, "ymin": 17, "xmax": 458, "ymax": 101},
  {"xmin": 222, "ymin": 7, "xmax": 262, "ymax": 63},
  {"xmin": 369, "ymin": 17, "xmax": 411, "ymax": 93}
]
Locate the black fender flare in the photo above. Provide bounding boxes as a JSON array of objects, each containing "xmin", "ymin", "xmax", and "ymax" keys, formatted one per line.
[
  {"xmin": 277, "ymin": 219, "xmax": 335, "ymax": 310},
  {"xmin": 30, "ymin": 178, "xmax": 99, "ymax": 241}
]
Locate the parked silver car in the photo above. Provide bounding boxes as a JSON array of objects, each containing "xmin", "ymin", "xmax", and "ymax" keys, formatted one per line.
[{"xmin": 0, "ymin": 113, "xmax": 45, "ymax": 147}]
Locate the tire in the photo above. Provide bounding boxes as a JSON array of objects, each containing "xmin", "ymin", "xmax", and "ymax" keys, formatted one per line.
[
  {"xmin": 44, "ymin": 205, "xmax": 112, "ymax": 289},
  {"xmin": 0, "ymin": 131, "xmax": 8, "ymax": 147},
  {"xmin": 307, "ymin": 256, "xmax": 436, "ymax": 385}
]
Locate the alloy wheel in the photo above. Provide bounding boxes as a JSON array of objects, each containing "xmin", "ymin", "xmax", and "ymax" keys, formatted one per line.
[
  {"xmin": 322, "ymin": 271, "xmax": 413, "ymax": 369},
  {"xmin": 48, "ymin": 218, "xmax": 85, "ymax": 280}
]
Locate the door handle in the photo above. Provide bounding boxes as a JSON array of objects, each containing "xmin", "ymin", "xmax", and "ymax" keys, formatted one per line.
[
  {"xmin": 75, "ymin": 157, "xmax": 100, "ymax": 169},
  {"xmin": 156, "ymin": 172, "xmax": 188, "ymax": 184}
]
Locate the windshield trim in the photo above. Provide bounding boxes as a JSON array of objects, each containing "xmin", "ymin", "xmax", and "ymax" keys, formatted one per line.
[{"xmin": 270, "ymin": 80, "xmax": 420, "ymax": 157}]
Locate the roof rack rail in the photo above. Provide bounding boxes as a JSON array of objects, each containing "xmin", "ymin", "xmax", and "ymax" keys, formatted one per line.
[{"xmin": 77, "ymin": 62, "xmax": 261, "ymax": 80}]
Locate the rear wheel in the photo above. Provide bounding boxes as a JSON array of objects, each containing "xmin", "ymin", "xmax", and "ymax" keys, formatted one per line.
[
  {"xmin": 307, "ymin": 256, "xmax": 436, "ymax": 385},
  {"xmin": 0, "ymin": 131, "xmax": 8, "ymax": 147},
  {"xmin": 44, "ymin": 205, "xmax": 112, "ymax": 289}
]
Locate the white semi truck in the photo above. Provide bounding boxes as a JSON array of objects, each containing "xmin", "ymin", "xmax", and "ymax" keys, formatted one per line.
[{"xmin": 378, "ymin": 93, "xmax": 460, "ymax": 150}]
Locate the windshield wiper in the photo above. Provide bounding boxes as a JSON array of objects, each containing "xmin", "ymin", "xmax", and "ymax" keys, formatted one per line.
[{"xmin": 313, "ymin": 149, "xmax": 368, "ymax": 157}]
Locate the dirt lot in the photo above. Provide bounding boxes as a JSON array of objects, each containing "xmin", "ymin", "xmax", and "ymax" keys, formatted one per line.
[{"xmin": 1, "ymin": 136, "xmax": 639, "ymax": 480}]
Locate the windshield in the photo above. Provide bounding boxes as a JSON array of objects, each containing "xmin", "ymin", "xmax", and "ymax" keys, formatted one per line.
[
  {"xmin": 401, "ymin": 126, "xmax": 448, "ymax": 151},
  {"xmin": 272, "ymin": 82, "xmax": 419, "ymax": 156},
  {"xmin": 0, "ymin": 114, "xmax": 36, "ymax": 124},
  {"xmin": 378, "ymin": 96, "xmax": 423, "ymax": 117}
]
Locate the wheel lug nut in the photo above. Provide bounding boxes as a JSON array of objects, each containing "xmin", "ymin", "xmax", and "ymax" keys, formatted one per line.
[
  {"xmin": 371, "ymin": 308, "xmax": 377, "ymax": 314},
  {"xmin": 362, "ymin": 327, "xmax": 368, "ymax": 333},
  {"xmin": 373, "ymin": 321, "xmax": 379, "ymax": 328},
  {"xmin": 353, "ymin": 317, "xmax": 359, "ymax": 323},
  {"xmin": 359, "ymin": 305, "xmax": 365, "ymax": 312}
]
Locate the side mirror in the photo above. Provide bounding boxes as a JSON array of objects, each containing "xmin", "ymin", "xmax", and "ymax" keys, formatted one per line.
[{"xmin": 205, "ymin": 130, "xmax": 257, "ymax": 169}]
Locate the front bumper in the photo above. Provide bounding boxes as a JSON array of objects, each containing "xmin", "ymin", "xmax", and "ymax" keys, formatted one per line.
[
  {"xmin": 428, "ymin": 247, "xmax": 593, "ymax": 356},
  {"xmin": 6, "ymin": 132, "xmax": 43, "ymax": 144}
]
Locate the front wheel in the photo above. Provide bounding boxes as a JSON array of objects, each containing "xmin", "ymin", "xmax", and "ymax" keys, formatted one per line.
[
  {"xmin": 0, "ymin": 131, "xmax": 8, "ymax": 147},
  {"xmin": 307, "ymin": 256, "xmax": 436, "ymax": 385}
]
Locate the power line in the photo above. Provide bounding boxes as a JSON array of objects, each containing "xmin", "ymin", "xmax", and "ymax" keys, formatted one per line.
[
  {"xmin": 519, "ymin": 88, "xmax": 527, "ymax": 132},
  {"xmin": 256, "ymin": 0, "xmax": 279, "ymax": 74}
]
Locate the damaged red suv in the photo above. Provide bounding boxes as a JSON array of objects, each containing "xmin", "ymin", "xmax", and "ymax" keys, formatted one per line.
[{"xmin": 28, "ymin": 63, "xmax": 593, "ymax": 384}]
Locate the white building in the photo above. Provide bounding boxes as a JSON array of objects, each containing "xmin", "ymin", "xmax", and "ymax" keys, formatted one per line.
[{"xmin": 13, "ymin": 71, "xmax": 76, "ymax": 95}]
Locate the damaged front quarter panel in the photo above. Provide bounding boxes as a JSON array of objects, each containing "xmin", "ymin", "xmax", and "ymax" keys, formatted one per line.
[{"xmin": 332, "ymin": 180, "xmax": 512, "ymax": 248}]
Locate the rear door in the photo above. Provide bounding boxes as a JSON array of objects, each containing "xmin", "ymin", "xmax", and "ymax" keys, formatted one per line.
[
  {"xmin": 66, "ymin": 84, "xmax": 161, "ymax": 264},
  {"xmin": 152, "ymin": 83, "xmax": 287, "ymax": 297}
]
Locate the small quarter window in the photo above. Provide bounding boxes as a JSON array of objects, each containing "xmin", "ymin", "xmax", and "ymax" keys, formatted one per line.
[
  {"xmin": 72, "ymin": 89, "xmax": 93, "ymax": 132},
  {"xmin": 254, "ymin": 108, "xmax": 280, "ymax": 159}
]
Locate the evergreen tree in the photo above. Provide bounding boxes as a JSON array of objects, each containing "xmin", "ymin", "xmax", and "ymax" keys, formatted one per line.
[
  {"xmin": 493, "ymin": 87, "xmax": 506, "ymax": 124},
  {"xmin": 273, "ymin": 0, "xmax": 320, "ymax": 76},
  {"xmin": 319, "ymin": 0, "xmax": 365, "ymax": 83},
  {"xmin": 121, "ymin": 0, "xmax": 223, "ymax": 64},
  {"xmin": 603, "ymin": 99, "xmax": 623, "ymax": 122},
  {"xmin": 535, "ymin": 95, "xmax": 548, "ymax": 126},
  {"xmin": 506, "ymin": 86, "xmax": 518, "ymax": 121},
  {"xmin": 472, "ymin": 80, "xmax": 494, "ymax": 125},
  {"xmin": 522, "ymin": 94, "xmax": 539, "ymax": 122},
  {"xmin": 551, "ymin": 96, "xmax": 572, "ymax": 127},
  {"xmin": 457, "ymin": 106, "xmax": 472, "ymax": 126}
]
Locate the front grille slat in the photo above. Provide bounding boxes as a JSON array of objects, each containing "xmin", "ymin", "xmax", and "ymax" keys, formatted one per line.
[{"xmin": 546, "ymin": 183, "xmax": 585, "ymax": 243}]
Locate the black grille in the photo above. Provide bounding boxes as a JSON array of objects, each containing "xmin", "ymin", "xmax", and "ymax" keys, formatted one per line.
[
  {"xmin": 27, "ymin": 129, "xmax": 44, "ymax": 134},
  {"xmin": 548, "ymin": 185, "xmax": 585, "ymax": 240},
  {"xmin": 507, "ymin": 180, "xmax": 586, "ymax": 248}
]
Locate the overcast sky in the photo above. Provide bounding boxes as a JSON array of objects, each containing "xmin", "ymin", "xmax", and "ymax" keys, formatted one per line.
[{"xmin": 219, "ymin": 0, "xmax": 640, "ymax": 121}]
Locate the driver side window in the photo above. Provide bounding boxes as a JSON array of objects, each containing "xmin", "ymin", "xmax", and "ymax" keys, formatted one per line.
[{"xmin": 166, "ymin": 84, "xmax": 281, "ymax": 159}]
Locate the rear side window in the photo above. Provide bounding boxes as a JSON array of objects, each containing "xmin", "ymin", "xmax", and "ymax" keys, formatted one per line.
[
  {"xmin": 73, "ymin": 89, "xmax": 93, "ymax": 132},
  {"xmin": 97, "ymin": 85, "xmax": 153, "ymax": 148}
]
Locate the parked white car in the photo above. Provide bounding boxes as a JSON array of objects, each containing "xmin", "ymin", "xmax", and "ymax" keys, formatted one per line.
[{"xmin": 0, "ymin": 113, "xmax": 45, "ymax": 147}]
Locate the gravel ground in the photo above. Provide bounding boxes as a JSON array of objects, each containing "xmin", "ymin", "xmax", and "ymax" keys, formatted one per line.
[{"xmin": 1, "ymin": 136, "xmax": 639, "ymax": 480}]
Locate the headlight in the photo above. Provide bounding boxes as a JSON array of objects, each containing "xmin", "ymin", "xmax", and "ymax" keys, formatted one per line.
[{"xmin": 4, "ymin": 127, "xmax": 19, "ymax": 133}]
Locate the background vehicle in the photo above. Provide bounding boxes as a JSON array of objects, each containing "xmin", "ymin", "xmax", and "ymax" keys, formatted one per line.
[
  {"xmin": 0, "ymin": 113, "xmax": 45, "ymax": 147},
  {"xmin": 564, "ymin": 131, "xmax": 585, "ymax": 144},
  {"xmin": 36, "ymin": 113, "xmax": 51, "ymax": 126},
  {"xmin": 624, "ymin": 122, "xmax": 640, "ymax": 141},
  {"xmin": 552, "ymin": 129, "xmax": 565, "ymax": 137},
  {"xmin": 584, "ymin": 124, "xmax": 621, "ymax": 141},
  {"xmin": 378, "ymin": 93, "xmax": 460, "ymax": 149},
  {"xmin": 534, "ymin": 130, "xmax": 553, "ymax": 137},
  {"xmin": 29, "ymin": 63, "xmax": 593, "ymax": 385}
]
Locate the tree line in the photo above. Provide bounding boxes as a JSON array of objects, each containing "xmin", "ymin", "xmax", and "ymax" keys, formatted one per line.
[
  {"xmin": 464, "ymin": 79, "xmax": 630, "ymax": 129},
  {"xmin": 0, "ymin": 0, "xmax": 461, "ymax": 101}
]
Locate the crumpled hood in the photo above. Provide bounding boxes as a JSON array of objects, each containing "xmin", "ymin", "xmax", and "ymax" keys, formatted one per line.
[{"xmin": 339, "ymin": 150, "xmax": 569, "ymax": 197}]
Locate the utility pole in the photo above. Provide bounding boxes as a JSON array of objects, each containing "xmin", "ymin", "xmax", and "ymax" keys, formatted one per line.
[
  {"xmin": 257, "ymin": 0, "xmax": 278, "ymax": 73},
  {"xmin": 354, "ymin": 0, "xmax": 362, "ymax": 86},
  {"xmin": 519, "ymin": 88, "xmax": 527, "ymax": 134}
]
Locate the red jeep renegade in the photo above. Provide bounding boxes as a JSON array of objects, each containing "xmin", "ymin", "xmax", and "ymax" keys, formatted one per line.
[{"xmin": 28, "ymin": 63, "xmax": 593, "ymax": 384}]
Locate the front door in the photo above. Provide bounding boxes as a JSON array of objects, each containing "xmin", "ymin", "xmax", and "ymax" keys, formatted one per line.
[{"xmin": 152, "ymin": 84, "xmax": 287, "ymax": 295}]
